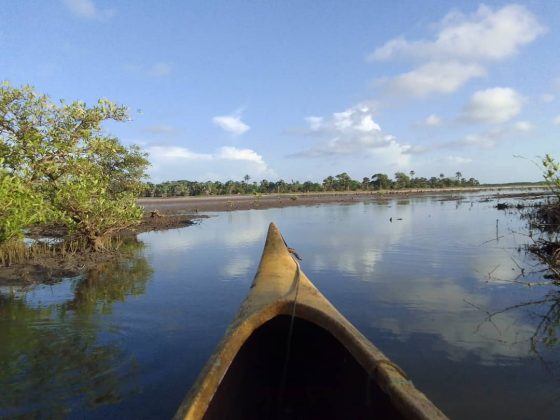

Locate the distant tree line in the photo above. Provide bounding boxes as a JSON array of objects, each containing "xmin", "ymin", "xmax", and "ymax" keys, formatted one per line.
[{"xmin": 143, "ymin": 171, "xmax": 480, "ymax": 197}]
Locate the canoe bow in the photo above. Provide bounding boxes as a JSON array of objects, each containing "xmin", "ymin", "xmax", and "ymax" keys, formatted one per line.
[{"xmin": 174, "ymin": 222, "xmax": 447, "ymax": 420}]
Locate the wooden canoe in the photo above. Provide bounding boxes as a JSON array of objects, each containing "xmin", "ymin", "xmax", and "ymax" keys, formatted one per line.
[{"xmin": 174, "ymin": 223, "xmax": 447, "ymax": 419}]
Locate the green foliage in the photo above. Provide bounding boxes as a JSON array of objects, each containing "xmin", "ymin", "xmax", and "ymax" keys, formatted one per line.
[
  {"xmin": 53, "ymin": 163, "xmax": 143, "ymax": 249},
  {"xmin": 144, "ymin": 171, "xmax": 481, "ymax": 198},
  {"xmin": 0, "ymin": 165, "xmax": 51, "ymax": 242},
  {"xmin": 371, "ymin": 173, "xmax": 391, "ymax": 190},
  {"xmin": 394, "ymin": 172, "xmax": 411, "ymax": 189},
  {"xmin": 0, "ymin": 82, "xmax": 149, "ymax": 249},
  {"xmin": 543, "ymin": 154, "xmax": 560, "ymax": 197}
]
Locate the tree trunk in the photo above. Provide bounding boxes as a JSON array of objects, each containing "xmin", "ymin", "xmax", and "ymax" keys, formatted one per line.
[{"xmin": 87, "ymin": 235, "xmax": 105, "ymax": 252}]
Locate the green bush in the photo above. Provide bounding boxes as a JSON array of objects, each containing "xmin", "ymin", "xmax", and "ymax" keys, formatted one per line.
[{"xmin": 0, "ymin": 83, "xmax": 149, "ymax": 249}]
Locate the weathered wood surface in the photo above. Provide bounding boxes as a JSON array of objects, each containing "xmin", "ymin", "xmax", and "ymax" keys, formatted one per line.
[{"xmin": 174, "ymin": 223, "xmax": 448, "ymax": 420}]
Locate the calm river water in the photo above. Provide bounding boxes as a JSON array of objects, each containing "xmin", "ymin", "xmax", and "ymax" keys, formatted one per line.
[{"xmin": 1, "ymin": 191, "xmax": 560, "ymax": 419}]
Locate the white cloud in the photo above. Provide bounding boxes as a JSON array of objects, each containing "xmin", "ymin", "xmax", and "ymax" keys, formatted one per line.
[
  {"xmin": 147, "ymin": 145, "xmax": 273, "ymax": 181},
  {"xmin": 212, "ymin": 114, "xmax": 250, "ymax": 136},
  {"xmin": 371, "ymin": 4, "xmax": 543, "ymax": 97},
  {"xmin": 540, "ymin": 94, "xmax": 555, "ymax": 103},
  {"xmin": 513, "ymin": 121, "xmax": 532, "ymax": 131},
  {"xmin": 463, "ymin": 87, "xmax": 522, "ymax": 124},
  {"xmin": 405, "ymin": 118, "xmax": 531, "ymax": 155},
  {"xmin": 143, "ymin": 124, "xmax": 175, "ymax": 134},
  {"xmin": 150, "ymin": 62, "xmax": 172, "ymax": 77},
  {"xmin": 458, "ymin": 123, "xmax": 529, "ymax": 149},
  {"xmin": 292, "ymin": 104, "xmax": 410, "ymax": 166},
  {"xmin": 215, "ymin": 146, "xmax": 264, "ymax": 165},
  {"xmin": 305, "ymin": 116, "xmax": 323, "ymax": 131},
  {"xmin": 554, "ymin": 115, "xmax": 560, "ymax": 126},
  {"xmin": 62, "ymin": 0, "xmax": 115, "ymax": 20},
  {"xmin": 424, "ymin": 114, "xmax": 442, "ymax": 127},
  {"xmin": 148, "ymin": 146, "xmax": 212, "ymax": 161},
  {"xmin": 370, "ymin": 140, "xmax": 411, "ymax": 168},
  {"xmin": 370, "ymin": 4, "xmax": 544, "ymax": 62},
  {"xmin": 386, "ymin": 61, "xmax": 486, "ymax": 97},
  {"xmin": 446, "ymin": 155, "xmax": 472, "ymax": 164},
  {"xmin": 461, "ymin": 130, "xmax": 503, "ymax": 149},
  {"xmin": 418, "ymin": 121, "xmax": 530, "ymax": 152}
]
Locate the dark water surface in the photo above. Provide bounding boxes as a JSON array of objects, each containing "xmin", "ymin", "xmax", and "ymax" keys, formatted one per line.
[{"xmin": 2, "ymin": 192, "xmax": 560, "ymax": 419}]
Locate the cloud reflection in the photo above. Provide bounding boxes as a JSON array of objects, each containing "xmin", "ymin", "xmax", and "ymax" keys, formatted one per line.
[
  {"xmin": 373, "ymin": 276, "xmax": 537, "ymax": 361},
  {"xmin": 221, "ymin": 256, "xmax": 254, "ymax": 279},
  {"xmin": 141, "ymin": 212, "xmax": 268, "ymax": 253},
  {"xmin": 291, "ymin": 198, "xmax": 548, "ymax": 362},
  {"xmin": 306, "ymin": 203, "xmax": 412, "ymax": 276}
]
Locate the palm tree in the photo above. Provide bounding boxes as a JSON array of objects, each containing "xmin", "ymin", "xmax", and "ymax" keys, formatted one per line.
[
  {"xmin": 371, "ymin": 173, "xmax": 390, "ymax": 190},
  {"xmin": 335, "ymin": 172, "xmax": 351, "ymax": 191},
  {"xmin": 322, "ymin": 176, "xmax": 335, "ymax": 191},
  {"xmin": 276, "ymin": 179, "xmax": 286, "ymax": 194},
  {"xmin": 362, "ymin": 177, "xmax": 370, "ymax": 191}
]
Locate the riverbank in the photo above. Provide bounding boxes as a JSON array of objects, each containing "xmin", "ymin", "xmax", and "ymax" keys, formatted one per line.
[
  {"xmin": 0, "ymin": 213, "xmax": 203, "ymax": 286},
  {"xmin": 138, "ymin": 186, "xmax": 548, "ymax": 213},
  {"xmin": 1, "ymin": 186, "xmax": 548, "ymax": 286}
]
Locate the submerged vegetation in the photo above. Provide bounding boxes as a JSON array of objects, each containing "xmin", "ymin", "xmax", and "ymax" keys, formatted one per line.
[
  {"xmin": 0, "ymin": 83, "xmax": 149, "ymax": 260},
  {"xmin": 143, "ymin": 171, "xmax": 481, "ymax": 197},
  {"xmin": 526, "ymin": 155, "xmax": 560, "ymax": 279}
]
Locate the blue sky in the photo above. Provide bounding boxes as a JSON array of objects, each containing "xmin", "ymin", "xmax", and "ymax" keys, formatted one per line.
[{"xmin": 2, "ymin": 0, "xmax": 559, "ymax": 183}]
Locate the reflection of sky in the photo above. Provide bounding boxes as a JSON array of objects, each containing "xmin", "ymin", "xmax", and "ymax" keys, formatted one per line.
[
  {"xmin": 4, "ymin": 192, "xmax": 559, "ymax": 419},
  {"xmin": 140, "ymin": 210, "xmax": 270, "ymax": 279},
  {"xmin": 1, "ymin": 278, "xmax": 80, "ymax": 308},
  {"xmin": 283, "ymin": 198, "xmax": 551, "ymax": 363},
  {"xmin": 373, "ymin": 275, "xmax": 538, "ymax": 361},
  {"xmin": 140, "ymin": 212, "xmax": 268, "ymax": 251},
  {"xmin": 221, "ymin": 256, "xmax": 254, "ymax": 279},
  {"xmin": 140, "ymin": 197, "xmax": 554, "ymax": 365}
]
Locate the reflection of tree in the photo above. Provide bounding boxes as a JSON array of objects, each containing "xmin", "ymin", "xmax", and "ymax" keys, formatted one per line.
[
  {"xmin": 530, "ymin": 292, "xmax": 560, "ymax": 349},
  {"xmin": 511, "ymin": 207, "xmax": 560, "ymax": 353},
  {"xmin": 0, "ymin": 242, "xmax": 152, "ymax": 417},
  {"xmin": 68, "ymin": 242, "xmax": 153, "ymax": 316},
  {"xmin": 469, "ymin": 289, "xmax": 560, "ymax": 367}
]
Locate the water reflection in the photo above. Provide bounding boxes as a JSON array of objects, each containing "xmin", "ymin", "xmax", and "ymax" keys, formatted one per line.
[
  {"xmin": 477, "ymin": 287, "xmax": 560, "ymax": 360},
  {"xmin": 144, "ymin": 211, "xmax": 269, "ymax": 253},
  {"xmin": 221, "ymin": 256, "xmax": 254, "ymax": 278},
  {"xmin": 0, "ymin": 242, "xmax": 152, "ymax": 418},
  {"xmin": 299, "ymin": 201, "xmax": 550, "ymax": 362},
  {"xmin": 300, "ymin": 203, "xmax": 412, "ymax": 276},
  {"xmin": 2, "ymin": 192, "xmax": 559, "ymax": 419}
]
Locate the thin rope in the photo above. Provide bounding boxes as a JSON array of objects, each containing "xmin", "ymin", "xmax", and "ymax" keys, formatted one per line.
[{"xmin": 277, "ymin": 244, "xmax": 302, "ymax": 413}]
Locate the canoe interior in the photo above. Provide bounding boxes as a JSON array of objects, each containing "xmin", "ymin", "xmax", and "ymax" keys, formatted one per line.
[{"xmin": 203, "ymin": 315, "xmax": 404, "ymax": 420}]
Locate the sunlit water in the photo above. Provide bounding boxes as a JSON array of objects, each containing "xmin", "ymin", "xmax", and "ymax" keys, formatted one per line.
[{"xmin": 1, "ymin": 192, "xmax": 560, "ymax": 419}]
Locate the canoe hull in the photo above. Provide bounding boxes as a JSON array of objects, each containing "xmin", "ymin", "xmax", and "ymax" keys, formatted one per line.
[
  {"xmin": 174, "ymin": 223, "xmax": 447, "ymax": 420},
  {"xmin": 203, "ymin": 315, "xmax": 403, "ymax": 419}
]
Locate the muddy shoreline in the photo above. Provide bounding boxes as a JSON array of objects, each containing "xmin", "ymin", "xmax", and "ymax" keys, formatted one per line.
[
  {"xmin": 0, "ymin": 214, "xmax": 203, "ymax": 286},
  {"xmin": 137, "ymin": 186, "xmax": 548, "ymax": 213},
  {"xmin": 1, "ymin": 186, "xmax": 548, "ymax": 286}
]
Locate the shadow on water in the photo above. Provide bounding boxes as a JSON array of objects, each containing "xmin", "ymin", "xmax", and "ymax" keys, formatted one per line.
[{"xmin": 0, "ymin": 241, "xmax": 153, "ymax": 418}]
